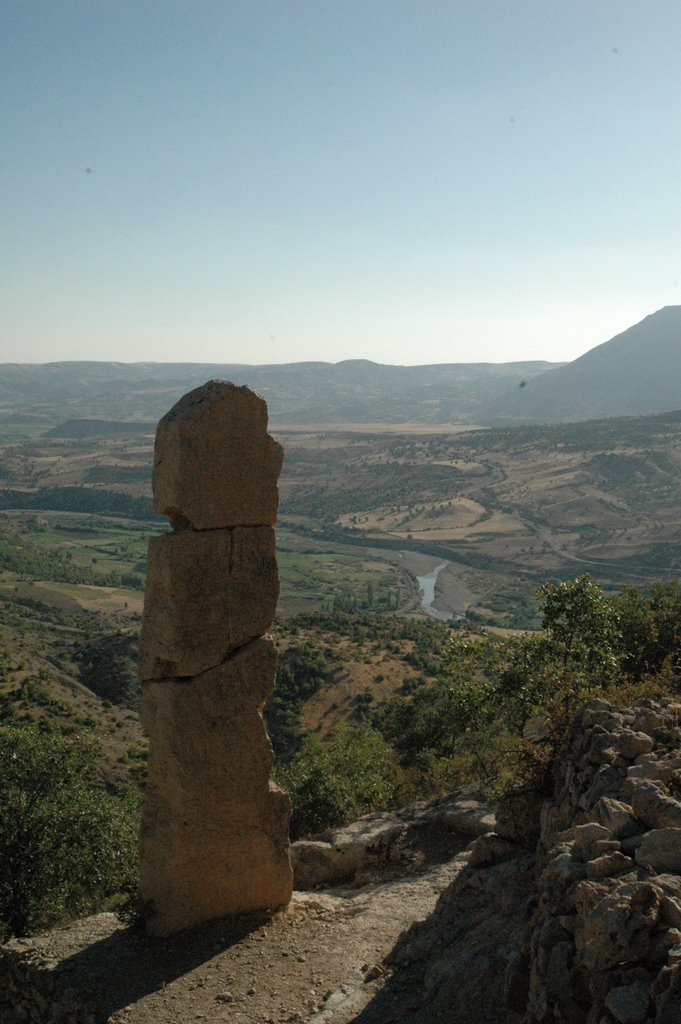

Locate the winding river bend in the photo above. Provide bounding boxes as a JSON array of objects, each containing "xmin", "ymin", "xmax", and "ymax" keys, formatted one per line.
[{"xmin": 414, "ymin": 558, "xmax": 459, "ymax": 622}]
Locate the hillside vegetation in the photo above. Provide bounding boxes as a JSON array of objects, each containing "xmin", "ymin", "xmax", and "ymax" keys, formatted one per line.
[{"xmin": 1, "ymin": 325, "xmax": 681, "ymax": 941}]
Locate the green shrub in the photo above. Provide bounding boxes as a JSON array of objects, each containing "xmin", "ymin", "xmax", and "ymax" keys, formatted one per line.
[
  {"xmin": 378, "ymin": 576, "xmax": 681, "ymax": 800},
  {"xmin": 276, "ymin": 724, "xmax": 398, "ymax": 840},
  {"xmin": 0, "ymin": 725, "xmax": 138, "ymax": 938}
]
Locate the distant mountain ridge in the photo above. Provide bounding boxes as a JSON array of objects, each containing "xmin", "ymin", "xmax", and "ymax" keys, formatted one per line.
[
  {"xmin": 0, "ymin": 358, "xmax": 557, "ymax": 430},
  {"xmin": 0, "ymin": 306, "xmax": 678, "ymax": 431}
]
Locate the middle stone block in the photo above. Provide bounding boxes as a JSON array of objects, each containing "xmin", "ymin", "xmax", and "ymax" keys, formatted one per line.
[{"xmin": 139, "ymin": 526, "xmax": 279, "ymax": 680}]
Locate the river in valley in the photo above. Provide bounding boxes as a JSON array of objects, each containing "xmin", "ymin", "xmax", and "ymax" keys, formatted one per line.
[{"xmin": 414, "ymin": 558, "xmax": 465, "ymax": 622}]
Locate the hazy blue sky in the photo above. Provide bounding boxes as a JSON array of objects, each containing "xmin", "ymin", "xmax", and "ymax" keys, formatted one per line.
[{"xmin": 2, "ymin": 1, "xmax": 679, "ymax": 366}]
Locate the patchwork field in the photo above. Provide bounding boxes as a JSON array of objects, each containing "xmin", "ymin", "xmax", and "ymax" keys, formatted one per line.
[{"xmin": 2, "ymin": 408, "xmax": 681, "ymax": 630}]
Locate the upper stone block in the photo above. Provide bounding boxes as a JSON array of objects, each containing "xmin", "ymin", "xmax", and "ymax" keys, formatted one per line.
[{"xmin": 152, "ymin": 380, "xmax": 284, "ymax": 529}]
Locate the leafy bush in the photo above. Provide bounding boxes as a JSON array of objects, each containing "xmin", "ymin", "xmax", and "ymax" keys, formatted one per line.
[
  {"xmin": 378, "ymin": 575, "xmax": 681, "ymax": 800},
  {"xmin": 276, "ymin": 724, "xmax": 398, "ymax": 839},
  {"xmin": 0, "ymin": 726, "xmax": 139, "ymax": 938}
]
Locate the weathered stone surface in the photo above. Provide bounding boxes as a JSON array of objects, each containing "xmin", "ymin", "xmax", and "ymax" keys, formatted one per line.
[
  {"xmin": 139, "ymin": 639, "xmax": 292, "ymax": 936},
  {"xmin": 576, "ymin": 883, "xmax": 661, "ymax": 972},
  {"xmin": 291, "ymin": 789, "xmax": 496, "ymax": 889},
  {"xmin": 152, "ymin": 381, "xmax": 283, "ymax": 529},
  {"xmin": 467, "ymin": 832, "xmax": 517, "ymax": 868},
  {"xmin": 655, "ymin": 963, "xmax": 681, "ymax": 1023},
  {"xmin": 573, "ymin": 822, "xmax": 613, "ymax": 857},
  {"xmin": 291, "ymin": 813, "xmax": 406, "ymax": 890},
  {"xmin": 138, "ymin": 382, "xmax": 290, "ymax": 936},
  {"xmin": 613, "ymin": 729, "xmax": 655, "ymax": 760},
  {"xmin": 585, "ymin": 852, "xmax": 632, "ymax": 879},
  {"xmin": 630, "ymin": 779, "xmax": 681, "ymax": 830},
  {"xmin": 138, "ymin": 526, "xmax": 278, "ymax": 680},
  {"xmin": 604, "ymin": 980, "xmax": 651, "ymax": 1024},
  {"xmin": 594, "ymin": 796, "xmax": 642, "ymax": 839},
  {"xmin": 635, "ymin": 827, "xmax": 681, "ymax": 872},
  {"xmin": 424, "ymin": 795, "xmax": 496, "ymax": 836},
  {"xmin": 544, "ymin": 851, "xmax": 587, "ymax": 887}
]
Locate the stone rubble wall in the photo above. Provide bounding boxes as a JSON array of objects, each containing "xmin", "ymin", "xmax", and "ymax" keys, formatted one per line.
[
  {"xmin": 516, "ymin": 696, "xmax": 681, "ymax": 1024},
  {"xmin": 4, "ymin": 695, "xmax": 681, "ymax": 1021},
  {"xmin": 376, "ymin": 696, "xmax": 681, "ymax": 1024},
  {"xmin": 291, "ymin": 789, "xmax": 495, "ymax": 889},
  {"xmin": 0, "ymin": 940, "xmax": 95, "ymax": 1024}
]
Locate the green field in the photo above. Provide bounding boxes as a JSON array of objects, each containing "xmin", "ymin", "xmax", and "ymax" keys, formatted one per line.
[{"xmin": 277, "ymin": 545, "xmax": 405, "ymax": 615}]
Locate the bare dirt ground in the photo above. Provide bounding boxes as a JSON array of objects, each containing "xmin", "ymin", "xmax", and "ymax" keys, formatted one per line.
[{"xmin": 13, "ymin": 833, "xmax": 471, "ymax": 1024}]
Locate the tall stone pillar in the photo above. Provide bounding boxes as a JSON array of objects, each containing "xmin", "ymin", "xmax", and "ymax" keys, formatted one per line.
[{"xmin": 138, "ymin": 381, "xmax": 292, "ymax": 936}]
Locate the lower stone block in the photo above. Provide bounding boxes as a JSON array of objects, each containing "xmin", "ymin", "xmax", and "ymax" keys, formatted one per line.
[{"xmin": 139, "ymin": 638, "xmax": 292, "ymax": 936}]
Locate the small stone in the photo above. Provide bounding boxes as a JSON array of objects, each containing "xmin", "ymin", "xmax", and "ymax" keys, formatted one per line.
[
  {"xmin": 630, "ymin": 779, "xmax": 681, "ymax": 830},
  {"xmin": 594, "ymin": 796, "xmax": 641, "ymax": 839},
  {"xmin": 636, "ymin": 828, "xmax": 681, "ymax": 872},
  {"xmin": 573, "ymin": 822, "xmax": 613, "ymax": 852},
  {"xmin": 467, "ymin": 832, "xmax": 516, "ymax": 868},
  {"xmin": 661, "ymin": 894, "xmax": 681, "ymax": 931},
  {"xmin": 626, "ymin": 763, "xmax": 662, "ymax": 784},
  {"xmin": 577, "ymin": 883, "xmax": 660, "ymax": 972},
  {"xmin": 614, "ymin": 730, "xmax": 655, "ymax": 760},
  {"xmin": 588, "ymin": 839, "xmax": 622, "ymax": 859},
  {"xmin": 543, "ymin": 852, "xmax": 586, "ymax": 886},
  {"xmin": 621, "ymin": 833, "xmax": 644, "ymax": 855},
  {"xmin": 586, "ymin": 851, "xmax": 632, "ymax": 879},
  {"xmin": 632, "ymin": 709, "xmax": 666, "ymax": 734}
]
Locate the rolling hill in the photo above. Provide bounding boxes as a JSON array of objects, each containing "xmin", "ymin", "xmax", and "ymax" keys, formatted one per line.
[{"xmin": 0, "ymin": 358, "xmax": 556, "ymax": 432}]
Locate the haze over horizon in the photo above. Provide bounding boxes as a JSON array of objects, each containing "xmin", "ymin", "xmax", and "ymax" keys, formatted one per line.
[{"xmin": 2, "ymin": 1, "xmax": 679, "ymax": 368}]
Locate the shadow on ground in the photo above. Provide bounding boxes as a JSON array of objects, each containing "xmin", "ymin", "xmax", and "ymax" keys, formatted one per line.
[{"xmin": 49, "ymin": 910, "xmax": 270, "ymax": 1020}]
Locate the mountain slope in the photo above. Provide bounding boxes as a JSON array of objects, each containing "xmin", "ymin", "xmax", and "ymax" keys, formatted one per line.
[{"xmin": 484, "ymin": 306, "xmax": 681, "ymax": 424}]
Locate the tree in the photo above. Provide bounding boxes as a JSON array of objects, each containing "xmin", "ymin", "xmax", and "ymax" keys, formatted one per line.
[
  {"xmin": 538, "ymin": 574, "xmax": 620, "ymax": 681},
  {"xmin": 379, "ymin": 578, "xmax": 628, "ymax": 796},
  {"xmin": 613, "ymin": 579, "xmax": 681, "ymax": 681},
  {"xmin": 0, "ymin": 726, "xmax": 138, "ymax": 938}
]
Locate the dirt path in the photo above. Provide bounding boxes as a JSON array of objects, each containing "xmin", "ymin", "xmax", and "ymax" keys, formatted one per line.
[
  {"xmin": 120, "ymin": 854, "xmax": 467, "ymax": 1024},
  {"xmin": 15, "ymin": 851, "xmax": 470, "ymax": 1024}
]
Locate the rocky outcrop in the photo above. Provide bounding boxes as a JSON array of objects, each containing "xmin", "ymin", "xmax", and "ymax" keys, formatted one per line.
[
  {"xmin": 138, "ymin": 381, "xmax": 292, "ymax": 936},
  {"xmin": 292, "ymin": 789, "xmax": 495, "ymax": 889}
]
